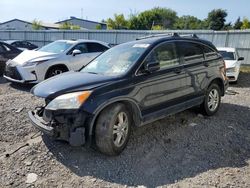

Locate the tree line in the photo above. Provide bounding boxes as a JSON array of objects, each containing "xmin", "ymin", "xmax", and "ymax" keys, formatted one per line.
[{"xmin": 104, "ymin": 7, "xmax": 250, "ymax": 30}]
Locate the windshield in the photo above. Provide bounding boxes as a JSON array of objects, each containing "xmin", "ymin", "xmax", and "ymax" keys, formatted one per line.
[
  {"xmin": 219, "ymin": 50, "xmax": 236, "ymax": 60},
  {"xmin": 38, "ymin": 41, "xmax": 73, "ymax": 54},
  {"xmin": 81, "ymin": 42, "xmax": 149, "ymax": 76}
]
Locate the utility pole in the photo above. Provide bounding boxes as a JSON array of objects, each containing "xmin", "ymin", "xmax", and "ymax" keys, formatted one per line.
[{"xmin": 81, "ymin": 8, "xmax": 83, "ymax": 19}]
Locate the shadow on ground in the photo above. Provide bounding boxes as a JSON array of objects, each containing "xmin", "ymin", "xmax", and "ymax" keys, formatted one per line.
[
  {"xmin": 230, "ymin": 72, "xmax": 250, "ymax": 88},
  {"xmin": 43, "ymin": 103, "xmax": 250, "ymax": 187}
]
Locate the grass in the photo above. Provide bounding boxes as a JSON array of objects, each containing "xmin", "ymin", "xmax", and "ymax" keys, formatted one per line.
[{"xmin": 240, "ymin": 65, "xmax": 250, "ymax": 73}]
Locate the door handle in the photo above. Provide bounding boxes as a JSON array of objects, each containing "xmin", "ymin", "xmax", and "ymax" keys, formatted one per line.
[
  {"xmin": 203, "ymin": 62, "xmax": 209, "ymax": 67},
  {"xmin": 174, "ymin": 68, "xmax": 182, "ymax": 74}
]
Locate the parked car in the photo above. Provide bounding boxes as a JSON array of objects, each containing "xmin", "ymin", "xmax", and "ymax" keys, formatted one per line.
[
  {"xmin": 4, "ymin": 40, "xmax": 38, "ymax": 51},
  {"xmin": 4, "ymin": 39, "xmax": 110, "ymax": 83},
  {"xmin": 217, "ymin": 47, "xmax": 244, "ymax": 82},
  {"xmin": 0, "ymin": 41, "xmax": 22, "ymax": 76},
  {"xmin": 28, "ymin": 33, "xmax": 229, "ymax": 155}
]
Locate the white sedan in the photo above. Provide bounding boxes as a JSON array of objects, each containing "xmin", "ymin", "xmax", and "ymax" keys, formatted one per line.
[
  {"xmin": 4, "ymin": 39, "xmax": 109, "ymax": 83},
  {"xmin": 217, "ymin": 47, "xmax": 244, "ymax": 83}
]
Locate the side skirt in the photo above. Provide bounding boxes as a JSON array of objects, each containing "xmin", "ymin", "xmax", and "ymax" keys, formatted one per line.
[{"xmin": 140, "ymin": 96, "xmax": 204, "ymax": 126}]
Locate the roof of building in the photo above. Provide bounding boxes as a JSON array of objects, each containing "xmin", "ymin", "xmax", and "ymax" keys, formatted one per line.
[
  {"xmin": 55, "ymin": 17, "xmax": 106, "ymax": 26},
  {"xmin": 0, "ymin": 19, "xmax": 60, "ymax": 29}
]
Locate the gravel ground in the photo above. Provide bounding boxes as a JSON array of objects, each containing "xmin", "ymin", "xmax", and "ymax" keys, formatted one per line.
[{"xmin": 0, "ymin": 73, "xmax": 250, "ymax": 188}]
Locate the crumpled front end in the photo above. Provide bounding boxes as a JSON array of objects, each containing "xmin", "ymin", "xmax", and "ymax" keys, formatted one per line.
[{"xmin": 28, "ymin": 105, "xmax": 92, "ymax": 146}]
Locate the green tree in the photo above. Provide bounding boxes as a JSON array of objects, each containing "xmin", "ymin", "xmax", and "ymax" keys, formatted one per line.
[
  {"xmin": 206, "ymin": 9, "xmax": 228, "ymax": 30},
  {"xmin": 32, "ymin": 19, "xmax": 42, "ymax": 30},
  {"xmin": 233, "ymin": 17, "xmax": 243, "ymax": 29},
  {"xmin": 95, "ymin": 24, "xmax": 102, "ymax": 30},
  {"xmin": 59, "ymin": 22, "xmax": 80, "ymax": 30},
  {"xmin": 134, "ymin": 7, "xmax": 177, "ymax": 30},
  {"xmin": 241, "ymin": 17, "xmax": 250, "ymax": 29},
  {"xmin": 174, "ymin": 16, "xmax": 203, "ymax": 30},
  {"xmin": 107, "ymin": 14, "xmax": 128, "ymax": 29}
]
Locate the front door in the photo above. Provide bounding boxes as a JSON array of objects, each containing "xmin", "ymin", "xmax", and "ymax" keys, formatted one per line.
[{"xmin": 134, "ymin": 41, "xmax": 186, "ymax": 123}]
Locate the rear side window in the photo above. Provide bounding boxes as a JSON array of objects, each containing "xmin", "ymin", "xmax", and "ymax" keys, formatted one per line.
[
  {"xmin": 87, "ymin": 42, "xmax": 109, "ymax": 53},
  {"xmin": 177, "ymin": 42, "xmax": 204, "ymax": 64},
  {"xmin": 204, "ymin": 46, "xmax": 219, "ymax": 60}
]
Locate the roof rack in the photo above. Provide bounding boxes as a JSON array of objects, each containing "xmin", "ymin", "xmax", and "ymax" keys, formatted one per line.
[
  {"xmin": 136, "ymin": 33, "xmax": 199, "ymax": 40},
  {"xmin": 136, "ymin": 33, "xmax": 179, "ymax": 40},
  {"xmin": 179, "ymin": 34, "xmax": 199, "ymax": 39}
]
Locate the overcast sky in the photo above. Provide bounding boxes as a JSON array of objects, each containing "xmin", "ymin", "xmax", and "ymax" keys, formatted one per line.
[{"xmin": 1, "ymin": 0, "xmax": 249, "ymax": 23}]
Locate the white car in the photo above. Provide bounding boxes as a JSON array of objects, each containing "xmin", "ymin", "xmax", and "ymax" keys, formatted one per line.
[
  {"xmin": 217, "ymin": 47, "xmax": 244, "ymax": 82},
  {"xmin": 4, "ymin": 39, "xmax": 109, "ymax": 83}
]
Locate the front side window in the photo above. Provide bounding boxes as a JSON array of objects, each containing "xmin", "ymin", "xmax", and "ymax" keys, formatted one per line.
[
  {"xmin": 177, "ymin": 42, "xmax": 204, "ymax": 64},
  {"xmin": 154, "ymin": 42, "xmax": 179, "ymax": 69},
  {"xmin": 39, "ymin": 41, "xmax": 73, "ymax": 54},
  {"xmin": 81, "ymin": 42, "xmax": 148, "ymax": 76},
  {"xmin": 71, "ymin": 43, "xmax": 88, "ymax": 54}
]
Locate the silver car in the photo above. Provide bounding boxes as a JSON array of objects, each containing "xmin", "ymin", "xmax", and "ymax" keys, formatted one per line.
[{"xmin": 4, "ymin": 39, "xmax": 109, "ymax": 83}]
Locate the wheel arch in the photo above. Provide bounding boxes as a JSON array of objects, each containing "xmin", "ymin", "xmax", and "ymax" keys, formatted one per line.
[
  {"xmin": 88, "ymin": 98, "xmax": 142, "ymax": 139},
  {"xmin": 208, "ymin": 77, "xmax": 225, "ymax": 96},
  {"xmin": 44, "ymin": 64, "xmax": 69, "ymax": 79}
]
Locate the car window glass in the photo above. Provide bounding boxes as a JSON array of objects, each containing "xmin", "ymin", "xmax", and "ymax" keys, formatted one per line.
[
  {"xmin": 72, "ymin": 43, "xmax": 88, "ymax": 54},
  {"xmin": 87, "ymin": 42, "xmax": 108, "ymax": 53},
  {"xmin": 177, "ymin": 42, "xmax": 204, "ymax": 64},
  {"xmin": 204, "ymin": 46, "xmax": 218, "ymax": 60},
  {"xmin": 218, "ymin": 51, "xmax": 235, "ymax": 60},
  {"xmin": 146, "ymin": 42, "xmax": 179, "ymax": 70}
]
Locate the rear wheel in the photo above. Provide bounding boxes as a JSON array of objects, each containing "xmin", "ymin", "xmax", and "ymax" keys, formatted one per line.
[
  {"xmin": 95, "ymin": 103, "xmax": 131, "ymax": 156},
  {"xmin": 201, "ymin": 83, "xmax": 221, "ymax": 116},
  {"xmin": 45, "ymin": 66, "xmax": 67, "ymax": 79}
]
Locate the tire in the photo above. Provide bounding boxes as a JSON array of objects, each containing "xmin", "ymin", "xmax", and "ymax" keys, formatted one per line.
[
  {"xmin": 95, "ymin": 103, "xmax": 131, "ymax": 156},
  {"xmin": 201, "ymin": 83, "xmax": 221, "ymax": 116},
  {"xmin": 45, "ymin": 66, "xmax": 67, "ymax": 79}
]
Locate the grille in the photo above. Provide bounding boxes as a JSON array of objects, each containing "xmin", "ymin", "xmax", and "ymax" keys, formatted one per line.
[{"xmin": 5, "ymin": 65, "xmax": 22, "ymax": 80}]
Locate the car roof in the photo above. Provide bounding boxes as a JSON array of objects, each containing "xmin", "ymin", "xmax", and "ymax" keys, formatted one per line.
[
  {"xmin": 217, "ymin": 47, "xmax": 236, "ymax": 52},
  {"xmin": 4, "ymin": 40, "xmax": 19, "ymax": 44},
  {"xmin": 55, "ymin": 39, "xmax": 110, "ymax": 47},
  {"xmin": 134, "ymin": 34, "xmax": 217, "ymax": 51}
]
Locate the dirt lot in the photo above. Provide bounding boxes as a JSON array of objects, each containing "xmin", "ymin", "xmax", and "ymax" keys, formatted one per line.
[{"xmin": 0, "ymin": 73, "xmax": 250, "ymax": 188}]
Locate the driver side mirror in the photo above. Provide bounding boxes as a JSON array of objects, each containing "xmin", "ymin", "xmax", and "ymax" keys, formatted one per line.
[
  {"xmin": 72, "ymin": 49, "xmax": 81, "ymax": 56},
  {"xmin": 238, "ymin": 57, "xmax": 244, "ymax": 61}
]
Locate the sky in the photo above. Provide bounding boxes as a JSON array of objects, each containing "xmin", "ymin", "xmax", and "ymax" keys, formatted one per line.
[{"xmin": 0, "ymin": 0, "xmax": 250, "ymax": 24}]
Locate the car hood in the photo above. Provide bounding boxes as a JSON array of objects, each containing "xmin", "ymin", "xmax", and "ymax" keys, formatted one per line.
[
  {"xmin": 224, "ymin": 60, "xmax": 238, "ymax": 69},
  {"xmin": 12, "ymin": 50, "xmax": 58, "ymax": 65},
  {"xmin": 31, "ymin": 71, "xmax": 115, "ymax": 98}
]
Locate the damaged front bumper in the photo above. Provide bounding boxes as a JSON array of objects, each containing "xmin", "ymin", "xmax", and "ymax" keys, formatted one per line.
[{"xmin": 28, "ymin": 107, "xmax": 91, "ymax": 146}]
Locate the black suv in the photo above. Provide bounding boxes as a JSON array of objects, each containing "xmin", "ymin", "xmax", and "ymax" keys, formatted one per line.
[{"xmin": 28, "ymin": 33, "xmax": 228, "ymax": 155}]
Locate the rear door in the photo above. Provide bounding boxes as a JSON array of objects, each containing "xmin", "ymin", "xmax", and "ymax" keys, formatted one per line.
[
  {"xmin": 134, "ymin": 41, "xmax": 186, "ymax": 122},
  {"xmin": 176, "ymin": 41, "xmax": 213, "ymax": 100}
]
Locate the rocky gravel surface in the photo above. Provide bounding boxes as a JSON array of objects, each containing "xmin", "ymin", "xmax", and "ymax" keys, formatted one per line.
[{"xmin": 0, "ymin": 73, "xmax": 250, "ymax": 188}]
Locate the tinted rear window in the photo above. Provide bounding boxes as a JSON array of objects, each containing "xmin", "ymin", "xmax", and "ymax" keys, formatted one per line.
[{"xmin": 177, "ymin": 42, "xmax": 204, "ymax": 64}]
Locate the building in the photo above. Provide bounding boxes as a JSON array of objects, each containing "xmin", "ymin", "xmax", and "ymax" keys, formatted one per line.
[
  {"xmin": 56, "ymin": 16, "xmax": 107, "ymax": 30},
  {"xmin": 0, "ymin": 19, "xmax": 60, "ymax": 30}
]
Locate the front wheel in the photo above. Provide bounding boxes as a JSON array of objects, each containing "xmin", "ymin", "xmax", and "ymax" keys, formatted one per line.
[
  {"xmin": 201, "ymin": 83, "xmax": 221, "ymax": 116},
  {"xmin": 95, "ymin": 103, "xmax": 131, "ymax": 156},
  {"xmin": 45, "ymin": 67, "xmax": 67, "ymax": 79}
]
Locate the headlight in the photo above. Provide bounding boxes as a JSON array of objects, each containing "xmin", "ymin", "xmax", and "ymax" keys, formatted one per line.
[
  {"xmin": 45, "ymin": 91, "xmax": 92, "ymax": 110},
  {"xmin": 23, "ymin": 60, "xmax": 48, "ymax": 67},
  {"xmin": 226, "ymin": 67, "xmax": 237, "ymax": 73}
]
